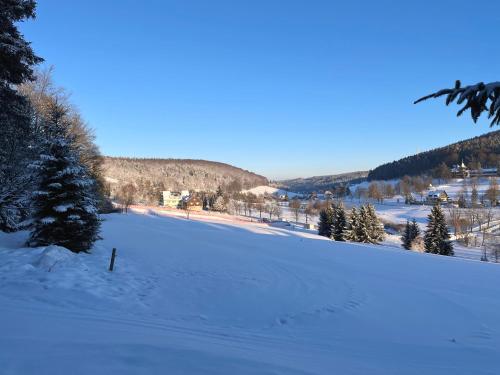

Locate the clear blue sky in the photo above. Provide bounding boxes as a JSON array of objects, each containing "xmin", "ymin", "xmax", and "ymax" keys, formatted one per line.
[{"xmin": 20, "ymin": 0, "xmax": 500, "ymax": 180}]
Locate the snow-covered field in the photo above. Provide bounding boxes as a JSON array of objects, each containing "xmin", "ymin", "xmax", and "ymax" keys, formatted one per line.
[
  {"xmin": 249, "ymin": 178, "xmax": 500, "ymax": 228},
  {"xmin": 1, "ymin": 212, "xmax": 500, "ymax": 374},
  {"xmin": 243, "ymin": 185, "xmax": 299, "ymax": 197}
]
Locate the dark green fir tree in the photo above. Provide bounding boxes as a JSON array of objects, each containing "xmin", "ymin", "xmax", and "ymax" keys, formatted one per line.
[
  {"xmin": 28, "ymin": 103, "xmax": 101, "ymax": 253},
  {"xmin": 424, "ymin": 204, "xmax": 453, "ymax": 256},
  {"xmin": 318, "ymin": 206, "xmax": 334, "ymax": 238},
  {"xmin": 331, "ymin": 202, "xmax": 347, "ymax": 241},
  {"xmin": 401, "ymin": 219, "xmax": 420, "ymax": 250}
]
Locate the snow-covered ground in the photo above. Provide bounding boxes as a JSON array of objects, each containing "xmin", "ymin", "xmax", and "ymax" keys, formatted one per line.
[
  {"xmin": 243, "ymin": 185, "xmax": 299, "ymax": 197},
  {"xmin": 249, "ymin": 178, "xmax": 500, "ymax": 228},
  {"xmin": 350, "ymin": 177, "xmax": 500, "ymax": 202},
  {"xmin": 1, "ymin": 212, "xmax": 500, "ymax": 374}
]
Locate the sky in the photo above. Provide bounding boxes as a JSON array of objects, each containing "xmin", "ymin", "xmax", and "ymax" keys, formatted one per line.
[{"xmin": 19, "ymin": 0, "xmax": 500, "ymax": 180}]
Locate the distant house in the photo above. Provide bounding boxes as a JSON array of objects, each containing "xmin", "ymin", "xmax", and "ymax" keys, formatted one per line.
[
  {"xmin": 182, "ymin": 194, "xmax": 203, "ymax": 211},
  {"xmin": 451, "ymin": 161, "xmax": 469, "ymax": 178},
  {"xmin": 426, "ymin": 190, "xmax": 449, "ymax": 204},
  {"xmin": 161, "ymin": 190, "xmax": 189, "ymax": 208},
  {"xmin": 450, "ymin": 162, "xmax": 498, "ymax": 178}
]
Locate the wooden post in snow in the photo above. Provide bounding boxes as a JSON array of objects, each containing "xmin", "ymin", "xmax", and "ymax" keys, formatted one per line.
[{"xmin": 109, "ymin": 248, "xmax": 117, "ymax": 271}]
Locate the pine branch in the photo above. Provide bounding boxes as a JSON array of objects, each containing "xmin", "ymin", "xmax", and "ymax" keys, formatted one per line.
[{"xmin": 414, "ymin": 80, "xmax": 500, "ymax": 126}]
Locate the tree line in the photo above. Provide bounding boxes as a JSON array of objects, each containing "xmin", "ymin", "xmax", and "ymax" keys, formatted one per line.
[
  {"xmin": 317, "ymin": 203, "xmax": 385, "ymax": 244},
  {"xmin": 401, "ymin": 205, "xmax": 453, "ymax": 256},
  {"xmin": 0, "ymin": 1, "xmax": 103, "ymax": 252},
  {"xmin": 104, "ymin": 157, "xmax": 268, "ymax": 204},
  {"xmin": 368, "ymin": 131, "xmax": 500, "ymax": 181}
]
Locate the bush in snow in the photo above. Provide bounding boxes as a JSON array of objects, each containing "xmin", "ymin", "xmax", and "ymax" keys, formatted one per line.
[
  {"xmin": 424, "ymin": 204, "xmax": 453, "ymax": 256},
  {"xmin": 28, "ymin": 103, "xmax": 101, "ymax": 253}
]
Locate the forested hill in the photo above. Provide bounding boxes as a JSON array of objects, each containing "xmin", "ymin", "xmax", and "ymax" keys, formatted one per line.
[
  {"xmin": 103, "ymin": 157, "xmax": 268, "ymax": 197},
  {"xmin": 368, "ymin": 130, "xmax": 500, "ymax": 181},
  {"xmin": 278, "ymin": 171, "xmax": 369, "ymax": 193}
]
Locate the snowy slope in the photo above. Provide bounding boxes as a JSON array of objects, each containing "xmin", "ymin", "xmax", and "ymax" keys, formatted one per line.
[
  {"xmin": 242, "ymin": 185, "xmax": 298, "ymax": 197},
  {"xmin": 1, "ymin": 213, "xmax": 500, "ymax": 374}
]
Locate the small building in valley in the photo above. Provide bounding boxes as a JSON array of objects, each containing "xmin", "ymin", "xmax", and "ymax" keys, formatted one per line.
[
  {"xmin": 161, "ymin": 190, "xmax": 189, "ymax": 208},
  {"xmin": 451, "ymin": 161, "xmax": 469, "ymax": 178},
  {"xmin": 426, "ymin": 190, "xmax": 449, "ymax": 204},
  {"xmin": 182, "ymin": 194, "xmax": 203, "ymax": 211}
]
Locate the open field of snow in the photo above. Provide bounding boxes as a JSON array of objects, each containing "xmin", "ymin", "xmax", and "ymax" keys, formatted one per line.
[
  {"xmin": 243, "ymin": 185, "xmax": 299, "ymax": 197},
  {"xmin": 1, "ymin": 212, "xmax": 500, "ymax": 374}
]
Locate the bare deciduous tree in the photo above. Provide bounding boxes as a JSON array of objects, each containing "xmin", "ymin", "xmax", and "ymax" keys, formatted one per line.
[
  {"xmin": 117, "ymin": 183, "xmax": 136, "ymax": 213},
  {"xmin": 289, "ymin": 198, "xmax": 301, "ymax": 223}
]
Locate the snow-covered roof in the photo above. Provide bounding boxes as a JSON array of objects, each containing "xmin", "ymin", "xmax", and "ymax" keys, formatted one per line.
[{"xmin": 427, "ymin": 190, "xmax": 447, "ymax": 197}]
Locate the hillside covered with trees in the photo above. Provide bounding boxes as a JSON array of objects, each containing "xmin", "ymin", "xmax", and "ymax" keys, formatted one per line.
[
  {"xmin": 278, "ymin": 171, "xmax": 368, "ymax": 193},
  {"xmin": 103, "ymin": 157, "xmax": 268, "ymax": 203},
  {"xmin": 368, "ymin": 131, "xmax": 500, "ymax": 181}
]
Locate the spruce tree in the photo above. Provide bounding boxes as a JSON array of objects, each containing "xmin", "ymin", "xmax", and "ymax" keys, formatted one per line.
[
  {"xmin": 318, "ymin": 206, "xmax": 334, "ymax": 238},
  {"xmin": 401, "ymin": 219, "xmax": 420, "ymax": 250},
  {"xmin": 366, "ymin": 204, "xmax": 385, "ymax": 243},
  {"xmin": 424, "ymin": 204, "xmax": 453, "ymax": 256},
  {"xmin": 357, "ymin": 205, "xmax": 371, "ymax": 243},
  {"xmin": 0, "ymin": 0, "xmax": 43, "ymax": 231},
  {"xmin": 212, "ymin": 195, "xmax": 226, "ymax": 212},
  {"xmin": 344, "ymin": 207, "xmax": 361, "ymax": 242},
  {"xmin": 28, "ymin": 103, "xmax": 101, "ymax": 253},
  {"xmin": 410, "ymin": 219, "xmax": 420, "ymax": 242},
  {"xmin": 401, "ymin": 220, "xmax": 413, "ymax": 250},
  {"xmin": 330, "ymin": 203, "xmax": 347, "ymax": 241}
]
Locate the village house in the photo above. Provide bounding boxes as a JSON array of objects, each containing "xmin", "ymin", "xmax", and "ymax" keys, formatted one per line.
[
  {"xmin": 182, "ymin": 194, "xmax": 203, "ymax": 211},
  {"xmin": 426, "ymin": 190, "xmax": 449, "ymax": 204},
  {"xmin": 161, "ymin": 190, "xmax": 189, "ymax": 208},
  {"xmin": 451, "ymin": 161, "xmax": 469, "ymax": 178},
  {"xmin": 450, "ymin": 161, "xmax": 498, "ymax": 178}
]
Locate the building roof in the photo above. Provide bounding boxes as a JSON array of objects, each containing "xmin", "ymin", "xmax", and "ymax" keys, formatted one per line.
[{"xmin": 427, "ymin": 190, "xmax": 447, "ymax": 197}]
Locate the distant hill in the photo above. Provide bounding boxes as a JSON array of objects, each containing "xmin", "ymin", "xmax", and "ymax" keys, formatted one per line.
[
  {"xmin": 278, "ymin": 171, "xmax": 369, "ymax": 193},
  {"xmin": 368, "ymin": 131, "xmax": 500, "ymax": 181},
  {"xmin": 103, "ymin": 157, "xmax": 268, "ymax": 203}
]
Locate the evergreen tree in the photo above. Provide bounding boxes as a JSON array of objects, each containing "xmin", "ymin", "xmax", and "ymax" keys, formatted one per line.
[
  {"xmin": 343, "ymin": 207, "xmax": 361, "ymax": 242},
  {"xmin": 357, "ymin": 205, "xmax": 371, "ymax": 243},
  {"xmin": 401, "ymin": 218, "xmax": 420, "ymax": 250},
  {"xmin": 216, "ymin": 185, "xmax": 224, "ymax": 197},
  {"xmin": 401, "ymin": 220, "xmax": 413, "ymax": 250},
  {"xmin": 365, "ymin": 204, "xmax": 385, "ymax": 243},
  {"xmin": 28, "ymin": 103, "xmax": 100, "ymax": 253},
  {"xmin": 0, "ymin": 0, "xmax": 43, "ymax": 231},
  {"xmin": 330, "ymin": 202, "xmax": 347, "ymax": 241},
  {"xmin": 471, "ymin": 186, "xmax": 479, "ymax": 207},
  {"xmin": 0, "ymin": 91, "xmax": 36, "ymax": 231},
  {"xmin": 318, "ymin": 206, "xmax": 334, "ymax": 238},
  {"xmin": 410, "ymin": 219, "xmax": 420, "ymax": 244},
  {"xmin": 212, "ymin": 195, "xmax": 226, "ymax": 212},
  {"xmin": 0, "ymin": 1, "xmax": 43, "ymax": 87},
  {"xmin": 424, "ymin": 204, "xmax": 453, "ymax": 256}
]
